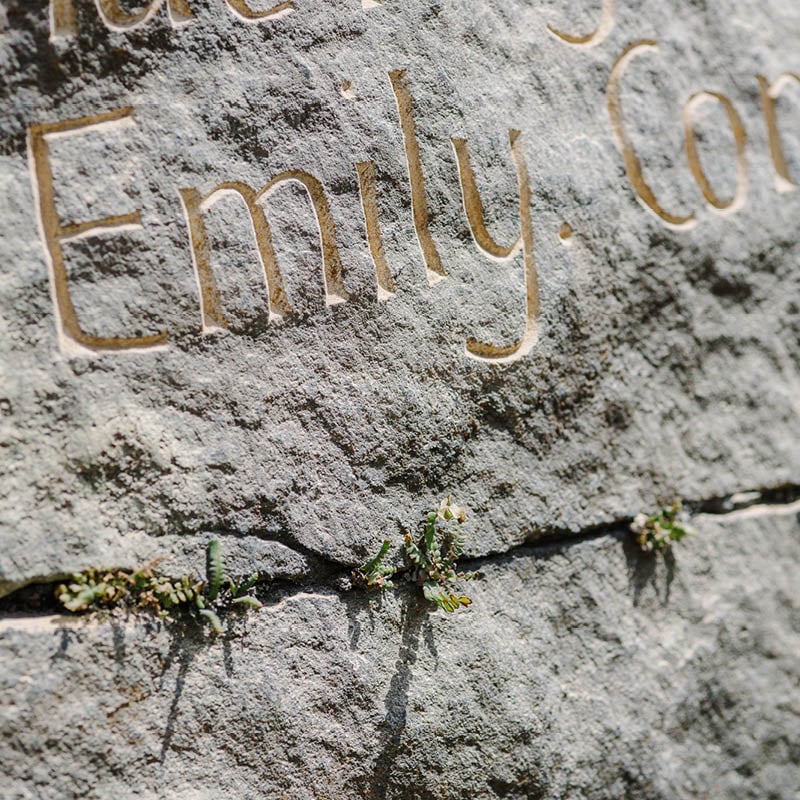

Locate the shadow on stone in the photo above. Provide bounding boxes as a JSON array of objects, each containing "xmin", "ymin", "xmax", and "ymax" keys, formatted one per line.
[
  {"xmin": 345, "ymin": 584, "xmax": 390, "ymax": 652},
  {"xmin": 49, "ymin": 625, "xmax": 80, "ymax": 664},
  {"xmin": 369, "ymin": 592, "xmax": 428, "ymax": 799},
  {"xmin": 156, "ymin": 624, "xmax": 201, "ymax": 764},
  {"xmin": 624, "ymin": 538, "xmax": 676, "ymax": 608}
]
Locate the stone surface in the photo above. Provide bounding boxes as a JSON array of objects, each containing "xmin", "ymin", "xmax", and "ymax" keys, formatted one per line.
[
  {"xmin": 2, "ymin": 505, "xmax": 799, "ymax": 799},
  {"xmin": 1, "ymin": 1, "xmax": 800, "ymax": 797},
  {"xmin": 1, "ymin": 0, "xmax": 800, "ymax": 593}
]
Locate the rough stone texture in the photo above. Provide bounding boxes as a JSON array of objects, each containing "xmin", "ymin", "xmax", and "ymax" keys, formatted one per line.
[
  {"xmin": 1, "ymin": 0, "xmax": 800, "ymax": 796},
  {"xmin": 2, "ymin": 506, "xmax": 799, "ymax": 799},
  {"xmin": 1, "ymin": 0, "xmax": 800, "ymax": 592}
]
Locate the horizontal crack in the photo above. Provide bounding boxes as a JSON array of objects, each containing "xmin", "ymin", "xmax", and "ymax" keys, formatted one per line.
[
  {"xmin": 1, "ymin": 483, "xmax": 798, "ymax": 620},
  {"xmin": 687, "ymin": 482, "xmax": 800, "ymax": 514}
]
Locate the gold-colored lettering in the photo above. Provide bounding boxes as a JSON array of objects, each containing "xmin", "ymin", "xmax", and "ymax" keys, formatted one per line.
[
  {"xmin": 97, "ymin": 0, "xmax": 193, "ymax": 29},
  {"xmin": 607, "ymin": 40, "xmax": 696, "ymax": 230},
  {"xmin": 452, "ymin": 131, "xmax": 540, "ymax": 364},
  {"xmin": 388, "ymin": 69, "xmax": 447, "ymax": 285},
  {"xmin": 757, "ymin": 72, "xmax": 800, "ymax": 193},
  {"xmin": 223, "ymin": 0, "xmax": 294, "ymax": 23},
  {"xmin": 548, "ymin": 0, "xmax": 614, "ymax": 49},
  {"xmin": 50, "ymin": 0, "xmax": 293, "ymax": 37},
  {"xmin": 683, "ymin": 91, "xmax": 747, "ymax": 214},
  {"xmin": 179, "ymin": 172, "xmax": 347, "ymax": 333},
  {"xmin": 27, "ymin": 107, "xmax": 168, "ymax": 356},
  {"xmin": 356, "ymin": 161, "xmax": 396, "ymax": 301},
  {"xmin": 50, "ymin": 0, "xmax": 193, "ymax": 38},
  {"xmin": 50, "ymin": 0, "xmax": 78, "ymax": 38},
  {"xmin": 178, "ymin": 184, "xmax": 279, "ymax": 332},
  {"xmin": 451, "ymin": 138, "xmax": 521, "ymax": 261}
]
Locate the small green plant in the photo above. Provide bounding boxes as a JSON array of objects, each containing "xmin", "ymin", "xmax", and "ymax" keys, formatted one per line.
[
  {"xmin": 405, "ymin": 495, "xmax": 477, "ymax": 612},
  {"xmin": 56, "ymin": 540, "xmax": 262, "ymax": 634},
  {"xmin": 354, "ymin": 538, "xmax": 396, "ymax": 589},
  {"xmin": 205, "ymin": 539, "xmax": 225, "ymax": 600},
  {"xmin": 357, "ymin": 495, "xmax": 478, "ymax": 612},
  {"xmin": 55, "ymin": 560, "xmax": 204, "ymax": 615},
  {"xmin": 630, "ymin": 502, "xmax": 696, "ymax": 552}
]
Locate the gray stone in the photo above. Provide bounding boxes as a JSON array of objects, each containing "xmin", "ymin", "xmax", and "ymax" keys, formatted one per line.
[
  {"xmin": 1, "ymin": 0, "xmax": 799, "ymax": 796},
  {"xmin": 1, "ymin": 505, "xmax": 798, "ymax": 799},
  {"xmin": 1, "ymin": 0, "xmax": 799, "ymax": 593}
]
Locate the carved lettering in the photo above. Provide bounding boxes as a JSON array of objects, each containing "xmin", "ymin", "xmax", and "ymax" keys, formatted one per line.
[
  {"xmin": 179, "ymin": 172, "xmax": 348, "ymax": 334},
  {"xmin": 451, "ymin": 138, "xmax": 521, "ymax": 261},
  {"xmin": 757, "ymin": 72, "xmax": 800, "ymax": 193},
  {"xmin": 179, "ymin": 183, "xmax": 285, "ymax": 332},
  {"xmin": 356, "ymin": 161, "xmax": 396, "ymax": 301},
  {"xmin": 97, "ymin": 0, "xmax": 193, "ymax": 29},
  {"xmin": 30, "ymin": 7, "xmax": 800, "ymax": 365},
  {"xmin": 49, "ymin": 0, "xmax": 78, "ymax": 37},
  {"xmin": 51, "ymin": 0, "xmax": 193, "ymax": 38},
  {"xmin": 607, "ymin": 40, "xmax": 696, "ymax": 231},
  {"xmin": 548, "ymin": 0, "xmax": 614, "ymax": 49},
  {"xmin": 683, "ymin": 91, "xmax": 748, "ymax": 214},
  {"xmin": 452, "ymin": 132, "xmax": 540, "ymax": 364},
  {"xmin": 223, "ymin": 0, "xmax": 294, "ymax": 23},
  {"xmin": 27, "ymin": 107, "xmax": 168, "ymax": 356},
  {"xmin": 49, "ymin": 0, "xmax": 292, "ymax": 38},
  {"xmin": 388, "ymin": 69, "xmax": 447, "ymax": 285}
]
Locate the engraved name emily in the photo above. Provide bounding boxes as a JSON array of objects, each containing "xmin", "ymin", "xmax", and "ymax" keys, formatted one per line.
[
  {"xmin": 29, "ymin": 70, "xmax": 541, "ymax": 364},
  {"xmin": 28, "ymin": 3, "xmax": 799, "ymax": 362}
]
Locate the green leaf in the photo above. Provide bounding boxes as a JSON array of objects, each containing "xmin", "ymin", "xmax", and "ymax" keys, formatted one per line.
[
  {"xmin": 206, "ymin": 540, "xmax": 224, "ymax": 601},
  {"xmin": 199, "ymin": 608, "xmax": 223, "ymax": 635},
  {"xmin": 361, "ymin": 539, "xmax": 392, "ymax": 575},
  {"xmin": 424, "ymin": 517, "xmax": 436, "ymax": 555},
  {"xmin": 358, "ymin": 539, "xmax": 399, "ymax": 590},
  {"xmin": 404, "ymin": 535, "xmax": 423, "ymax": 566},
  {"xmin": 422, "ymin": 581, "xmax": 447, "ymax": 606},
  {"xmin": 238, "ymin": 573, "xmax": 259, "ymax": 595},
  {"xmin": 231, "ymin": 596, "xmax": 262, "ymax": 610}
]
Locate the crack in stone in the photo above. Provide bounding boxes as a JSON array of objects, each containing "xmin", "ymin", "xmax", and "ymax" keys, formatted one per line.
[{"xmin": 1, "ymin": 483, "xmax": 798, "ymax": 618}]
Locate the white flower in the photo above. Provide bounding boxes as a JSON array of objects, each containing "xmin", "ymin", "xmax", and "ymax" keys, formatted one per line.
[{"xmin": 437, "ymin": 494, "xmax": 467, "ymax": 524}]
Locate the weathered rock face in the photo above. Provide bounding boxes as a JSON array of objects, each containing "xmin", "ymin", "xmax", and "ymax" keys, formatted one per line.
[
  {"xmin": 2, "ymin": 507, "xmax": 799, "ymax": 799},
  {"xmin": 2, "ymin": 0, "xmax": 800, "ymax": 589},
  {"xmin": 1, "ymin": 0, "xmax": 799, "ymax": 796}
]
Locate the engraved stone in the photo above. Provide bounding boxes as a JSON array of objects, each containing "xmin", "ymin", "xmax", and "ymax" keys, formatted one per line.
[{"xmin": 0, "ymin": 0, "xmax": 798, "ymax": 796}]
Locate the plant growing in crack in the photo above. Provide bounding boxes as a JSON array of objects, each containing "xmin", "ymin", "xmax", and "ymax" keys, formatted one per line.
[
  {"xmin": 630, "ymin": 502, "xmax": 696, "ymax": 552},
  {"xmin": 197, "ymin": 539, "xmax": 262, "ymax": 633},
  {"xmin": 356, "ymin": 495, "xmax": 478, "ymax": 612},
  {"xmin": 55, "ymin": 539, "xmax": 262, "ymax": 635},
  {"xmin": 355, "ymin": 538, "xmax": 396, "ymax": 589},
  {"xmin": 406, "ymin": 495, "xmax": 478, "ymax": 611}
]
